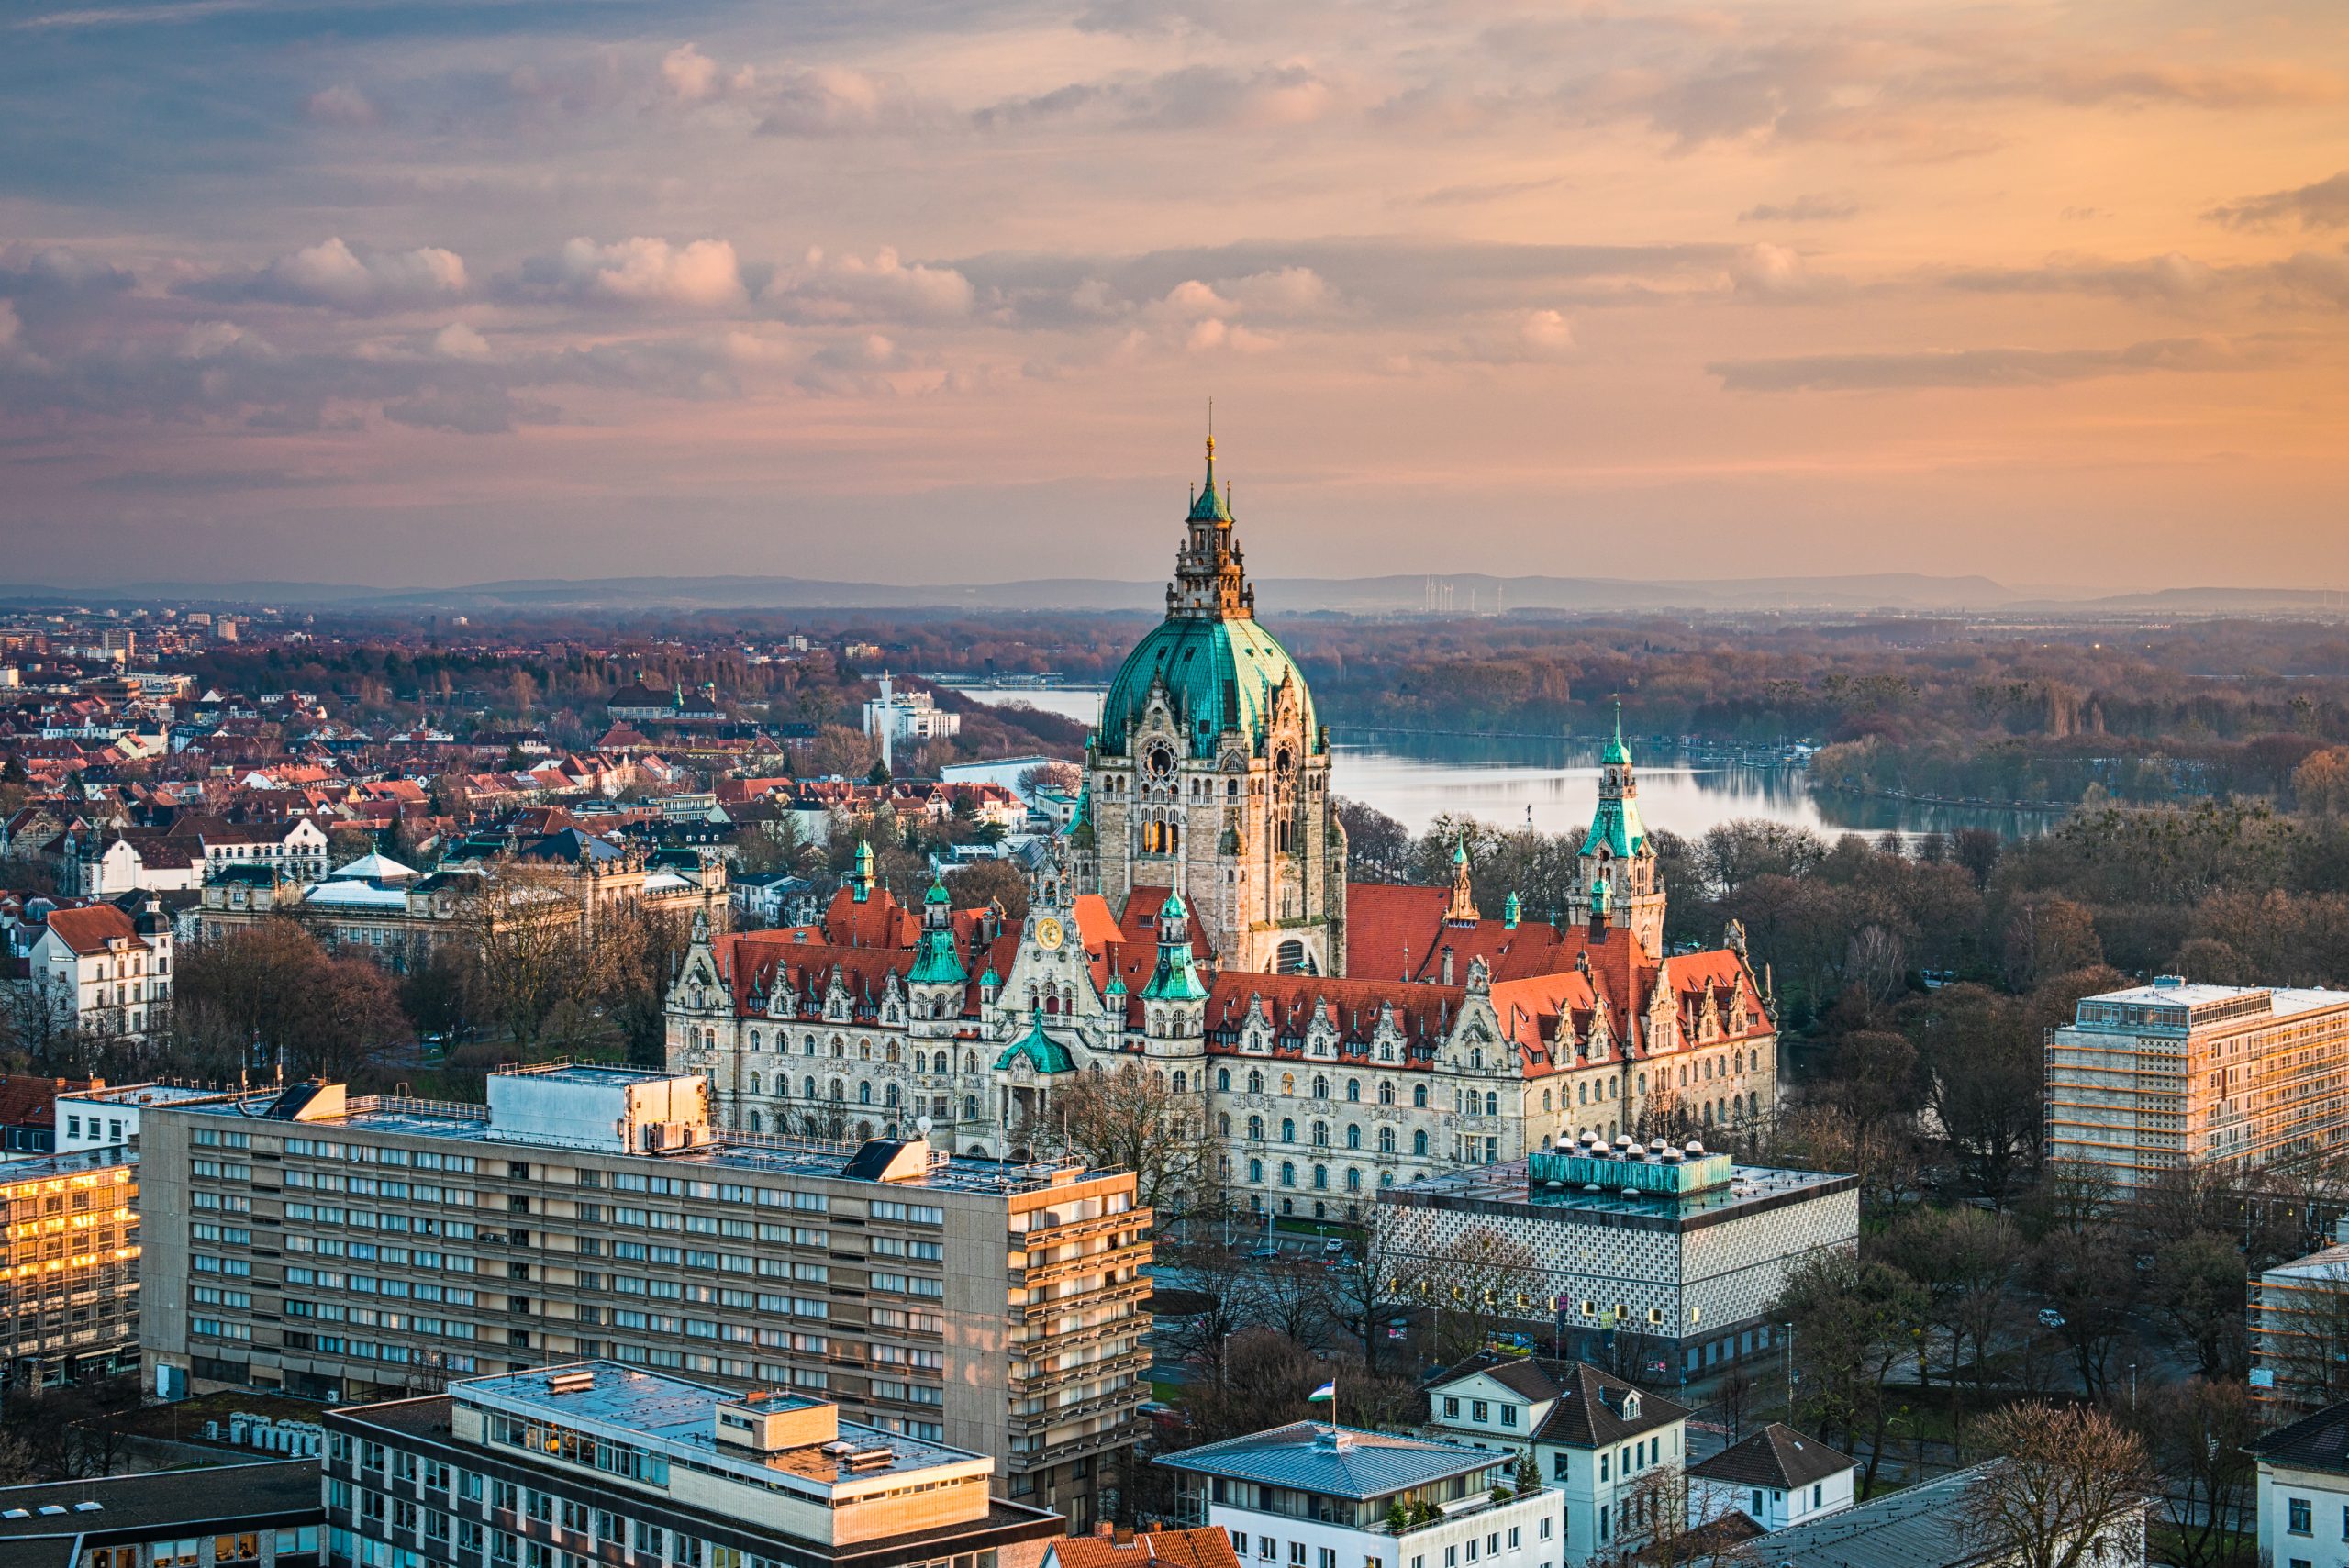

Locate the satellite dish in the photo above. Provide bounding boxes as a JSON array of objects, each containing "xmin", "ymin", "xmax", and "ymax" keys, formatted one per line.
[{"xmin": 916, "ymin": 1116, "xmax": 934, "ymax": 1136}]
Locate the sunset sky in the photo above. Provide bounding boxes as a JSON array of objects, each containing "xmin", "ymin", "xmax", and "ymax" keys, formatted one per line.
[{"xmin": 3, "ymin": 0, "xmax": 2346, "ymax": 591}]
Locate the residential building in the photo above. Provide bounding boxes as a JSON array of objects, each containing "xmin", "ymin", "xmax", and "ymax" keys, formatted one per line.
[
  {"xmin": 1683, "ymin": 1423, "xmax": 1854, "ymax": 1535},
  {"xmin": 2254, "ymin": 1240, "xmax": 2349, "ymax": 1412},
  {"xmin": 0, "ymin": 1074, "xmax": 95, "ymax": 1153},
  {"xmin": 1729, "ymin": 1460, "xmax": 2142, "ymax": 1568},
  {"xmin": 53, "ymin": 1081, "xmax": 245, "ymax": 1153},
  {"xmin": 2045, "ymin": 976, "xmax": 2349, "ymax": 1193},
  {"xmin": 1158, "ymin": 1422, "xmax": 1562, "ymax": 1568},
  {"xmin": 17, "ymin": 897, "xmax": 173, "ymax": 1041},
  {"xmin": 0, "ymin": 1459, "xmax": 321, "ymax": 1568},
  {"xmin": 1421, "ymin": 1353, "xmax": 1688, "ymax": 1562},
  {"xmin": 1041, "ymin": 1528, "xmax": 1240, "ymax": 1568},
  {"xmin": 139, "ymin": 1066, "xmax": 1152, "ymax": 1531},
  {"xmin": 0, "ymin": 1146, "xmax": 139, "ymax": 1390},
  {"xmin": 1379, "ymin": 1139, "xmax": 1857, "ymax": 1384},
  {"xmin": 667, "ymin": 446, "xmax": 1777, "ymax": 1220},
  {"xmin": 732, "ymin": 872, "xmax": 819, "ymax": 931},
  {"xmin": 863, "ymin": 689, "xmax": 963, "ymax": 748},
  {"xmin": 2258, "ymin": 1401, "xmax": 2349, "ymax": 1568},
  {"xmin": 324, "ymin": 1362, "xmax": 1064, "ymax": 1568}
]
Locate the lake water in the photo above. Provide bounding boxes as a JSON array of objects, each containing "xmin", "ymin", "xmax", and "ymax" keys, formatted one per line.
[{"xmin": 953, "ymin": 684, "xmax": 2054, "ymax": 841}]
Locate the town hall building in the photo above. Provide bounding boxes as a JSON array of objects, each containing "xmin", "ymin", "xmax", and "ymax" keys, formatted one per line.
[{"xmin": 665, "ymin": 439, "xmax": 1778, "ymax": 1220}]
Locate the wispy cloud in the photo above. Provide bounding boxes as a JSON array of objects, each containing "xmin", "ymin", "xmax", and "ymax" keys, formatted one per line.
[{"xmin": 1710, "ymin": 335, "xmax": 2264, "ymax": 392}]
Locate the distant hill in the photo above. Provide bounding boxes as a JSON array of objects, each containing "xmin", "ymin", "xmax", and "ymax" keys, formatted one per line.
[{"xmin": 1, "ymin": 572, "xmax": 2341, "ymax": 617}]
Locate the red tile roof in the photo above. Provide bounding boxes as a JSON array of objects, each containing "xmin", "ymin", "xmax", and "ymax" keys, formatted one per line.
[{"xmin": 39, "ymin": 904, "xmax": 144, "ymax": 956}]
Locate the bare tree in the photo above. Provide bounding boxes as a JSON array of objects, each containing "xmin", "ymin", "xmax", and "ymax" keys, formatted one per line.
[
  {"xmin": 1326, "ymin": 1206, "xmax": 1425, "ymax": 1374},
  {"xmin": 2132, "ymin": 1378, "xmax": 2257, "ymax": 1568},
  {"xmin": 1256, "ymin": 1259, "xmax": 1334, "ymax": 1351},
  {"xmin": 1417, "ymin": 1225, "xmax": 1546, "ymax": 1366},
  {"xmin": 1960, "ymin": 1403, "xmax": 2152, "ymax": 1568},
  {"xmin": 1041, "ymin": 1062, "xmax": 1213, "ymax": 1230}
]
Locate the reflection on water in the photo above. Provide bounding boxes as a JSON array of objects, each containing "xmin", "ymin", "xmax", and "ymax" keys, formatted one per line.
[
  {"xmin": 952, "ymin": 687, "xmax": 2054, "ymax": 841},
  {"xmin": 1329, "ymin": 734, "xmax": 2056, "ymax": 843},
  {"xmin": 955, "ymin": 686, "xmax": 1107, "ymax": 726}
]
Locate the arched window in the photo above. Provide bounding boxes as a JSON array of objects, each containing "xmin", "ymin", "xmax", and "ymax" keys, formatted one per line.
[
  {"xmin": 1345, "ymin": 1167, "xmax": 1362, "ymax": 1193},
  {"xmin": 1174, "ymin": 1072, "xmax": 1188, "ymax": 1094},
  {"xmin": 1471, "ymin": 1047, "xmax": 1482, "ymax": 1070},
  {"xmin": 1248, "ymin": 1116, "xmax": 1264, "ymax": 1140},
  {"xmin": 1413, "ymin": 1084, "xmax": 1429, "ymax": 1109},
  {"xmin": 1311, "ymin": 1121, "xmax": 1329, "ymax": 1147},
  {"xmin": 1281, "ymin": 1073, "xmax": 1295, "ymax": 1095},
  {"xmin": 804, "ymin": 1076, "xmax": 818, "ymax": 1099},
  {"xmin": 750, "ymin": 1030, "xmax": 761, "ymax": 1052},
  {"xmin": 964, "ymin": 1051, "xmax": 977, "ymax": 1073},
  {"xmin": 1280, "ymin": 1118, "xmax": 1296, "ymax": 1143},
  {"xmin": 1275, "ymin": 939, "xmax": 1307, "ymax": 974},
  {"xmin": 749, "ymin": 1111, "xmax": 763, "ymax": 1133},
  {"xmin": 1578, "ymin": 1083, "xmax": 1588, "ymax": 1106},
  {"xmin": 1346, "ymin": 1078, "xmax": 1361, "ymax": 1102},
  {"xmin": 1411, "ymin": 1130, "xmax": 1429, "ymax": 1157},
  {"xmin": 886, "ymin": 1042, "xmax": 900, "ymax": 1063},
  {"xmin": 1542, "ymin": 1088, "xmax": 1552, "ymax": 1111},
  {"xmin": 963, "ymin": 1095, "xmax": 978, "ymax": 1119},
  {"xmin": 805, "ymin": 1035, "xmax": 818, "ymax": 1055},
  {"xmin": 1311, "ymin": 1075, "xmax": 1329, "ymax": 1099},
  {"xmin": 1378, "ymin": 1127, "xmax": 1396, "ymax": 1153},
  {"xmin": 1249, "ymin": 1158, "xmax": 1264, "ymax": 1184},
  {"xmin": 1248, "ymin": 1070, "xmax": 1264, "ymax": 1095},
  {"xmin": 1345, "ymin": 1124, "xmax": 1362, "ymax": 1150},
  {"xmin": 1637, "ymin": 1072, "xmax": 1647, "ymax": 1095},
  {"xmin": 1379, "ymin": 1082, "xmax": 1395, "ymax": 1106},
  {"xmin": 1218, "ymin": 1068, "xmax": 1231, "ymax": 1092},
  {"xmin": 1312, "ymin": 1165, "xmax": 1329, "ymax": 1191},
  {"xmin": 1219, "ymin": 1114, "xmax": 1232, "ymax": 1137},
  {"xmin": 885, "ymin": 1084, "xmax": 900, "ymax": 1107},
  {"xmin": 831, "ymin": 1039, "xmax": 844, "ymax": 1059},
  {"xmin": 1486, "ymin": 1091, "xmax": 1498, "ymax": 1116},
  {"xmin": 858, "ymin": 1082, "xmax": 873, "ymax": 1105},
  {"xmin": 748, "ymin": 1073, "xmax": 761, "ymax": 1095},
  {"xmin": 1278, "ymin": 1162, "xmax": 1296, "ymax": 1188}
]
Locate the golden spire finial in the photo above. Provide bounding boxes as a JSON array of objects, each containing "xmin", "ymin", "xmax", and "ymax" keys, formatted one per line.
[{"xmin": 1206, "ymin": 395, "xmax": 1215, "ymax": 461}]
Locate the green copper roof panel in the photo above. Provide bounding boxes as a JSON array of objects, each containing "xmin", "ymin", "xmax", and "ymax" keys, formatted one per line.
[{"xmin": 1098, "ymin": 615, "xmax": 1317, "ymax": 760}]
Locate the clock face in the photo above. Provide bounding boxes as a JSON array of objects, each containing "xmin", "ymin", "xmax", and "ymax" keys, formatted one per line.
[
  {"xmin": 1036, "ymin": 917, "xmax": 1064, "ymax": 951},
  {"xmin": 1144, "ymin": 742, "xmax": 1176, "ymax": 780}
]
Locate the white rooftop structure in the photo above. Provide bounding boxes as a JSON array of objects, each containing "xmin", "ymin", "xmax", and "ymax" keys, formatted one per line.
[{"xmin": 327, "ymin": 851, "xmax": 417, "ymax": 882}]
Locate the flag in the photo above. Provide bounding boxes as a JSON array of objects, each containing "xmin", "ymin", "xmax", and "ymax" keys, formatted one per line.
[{"xmin": 1308, "ymin": 1381, "xmax": 1336, "ymax": 1403}]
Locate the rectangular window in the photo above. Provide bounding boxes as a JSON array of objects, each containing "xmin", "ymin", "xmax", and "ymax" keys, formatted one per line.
[
  {"xmin": 1290, "ymin": 1546, "xmax": 1306, "ymax": 1568},
  {"xmin": 1443, "ymin": 1397, "xmax": 1460, "ymax": 1418},
  {"xmin": 2291, "ymin": 1498, "xmax": 2313, "ymax": 1536}
]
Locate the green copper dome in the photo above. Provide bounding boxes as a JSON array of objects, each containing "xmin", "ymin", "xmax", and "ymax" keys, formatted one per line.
[{"xmin": 1098, "ymin": 616, "xmax": 1317, "ymax": 761}]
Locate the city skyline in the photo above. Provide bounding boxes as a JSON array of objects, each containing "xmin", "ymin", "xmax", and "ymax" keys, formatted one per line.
[{"xmin": 2, "ymin": 0, "xmax": 2347, "ymax": 589}]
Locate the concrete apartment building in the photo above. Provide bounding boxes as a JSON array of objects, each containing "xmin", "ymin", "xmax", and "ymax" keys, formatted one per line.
[
  {"xmin": 2044, "ymin": 977, "xmax": 2349, "ymax": 1193},
  {"xmin": 1377, "ymin": 1136, "xmax": 1857, "ymax": 1385},
  {"xmin": 325, "ymin": 1362, "xmax": 1063, "ymax": 1568},
  {"xmin": 139, "ymin": 1066, "xmax": 1152, "ymax": 1533},
  {"xmin": 0, "ymin": 1145, "xmax": 139, "ymax": 1390}
]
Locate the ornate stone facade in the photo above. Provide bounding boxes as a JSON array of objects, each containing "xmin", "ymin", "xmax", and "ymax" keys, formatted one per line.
[{"xmin": 665, "ymin": 443, "xmax": 1780, "ymax": 1224}]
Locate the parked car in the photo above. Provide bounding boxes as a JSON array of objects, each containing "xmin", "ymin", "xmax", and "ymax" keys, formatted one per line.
[
  {"xmin": 2037, "ymin": 1307, "xmax": 2066, "ymax": 1329},
  {"xmin": 1246, "ymin": 1243, "xmax": 1282, "ymax": 1260}
]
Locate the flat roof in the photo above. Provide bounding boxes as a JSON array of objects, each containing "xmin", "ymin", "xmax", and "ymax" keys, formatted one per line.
[
  {"xmin": 56, "ymin": 1084, "xmax": 236, "ymax": 1107},
  {"xmin": 171, "ymin": 1087, "xmax": 1109, "ymax": 1196},
  {"xmin": 0, "ymin": 1148, "xmax": 135, "ymax": 1184},
  {"xmin": 1741, "ymin": 1463, "xmax": 1991, "ymax": 1568},
  {"xmin": 1384, "ymin": 1157, "xmax": 1852, "ymax": 1225},
  {"xmin": 455, "ymin": 1364, "xmax": 988, "ymax": 1492},
  {"xmin": 0, "ymin": 1461, "xmax": 318, "ymax": 1540},
  {"xmin": 2078, "ymin": 982, "xmax": 2349, "ymax": 1018},
  {"xmin": 1156, "ymin": 1422, "xmax": 1504, "ymax": 1499}
]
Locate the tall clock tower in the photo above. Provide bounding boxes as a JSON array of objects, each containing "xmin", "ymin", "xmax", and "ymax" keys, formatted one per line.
[{"xmin": 1078, "ymin": 437, "xmax": 1348, "ymax": 975}]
